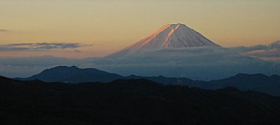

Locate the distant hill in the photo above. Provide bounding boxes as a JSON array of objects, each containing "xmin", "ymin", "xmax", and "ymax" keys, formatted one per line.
[
  {"xmin": 1, "ymin": 75, "xmax": 280, "ymax": 125},
  {"xmin": 19, "ymin": 66, "xmax": 122, "ymax": 83},
  {"xmin": 207, "ymin": 73, "xmax": 280, "ymax": 96},
  {"xmin": 18, "ymin": 66, "xmax": 280, "ymax": 96}
]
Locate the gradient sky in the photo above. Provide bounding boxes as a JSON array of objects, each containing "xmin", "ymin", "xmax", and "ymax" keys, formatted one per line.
[{"xmin": 0, "ymin": 0, "xmax": 279, "ymax": 58}]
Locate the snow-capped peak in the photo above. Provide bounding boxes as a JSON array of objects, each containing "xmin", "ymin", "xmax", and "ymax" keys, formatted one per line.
[{"xmin": 107, "ymin": 23, "xmax": 220, "ymax": 58}]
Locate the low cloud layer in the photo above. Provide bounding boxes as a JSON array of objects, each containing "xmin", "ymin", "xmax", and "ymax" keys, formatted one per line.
[
  {"xmin": 229, "ymin": 41, "xmax": 280, "ymax": 61},
  {"xmin": 0, "ymin": 41, "xmax": 280, "ymax": 80},
  {"xmin": 0, "ymin": 42, "xmax": 89, "ymax": 51},
  {"xmin": 82, "ymin": 45, "xmax": 280, "ymax": 80}
]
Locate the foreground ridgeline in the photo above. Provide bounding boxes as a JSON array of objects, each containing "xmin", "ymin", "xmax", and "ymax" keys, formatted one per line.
[{"xmin": 1, "ymin": 76, "xmax": 280, "ymax": 125}]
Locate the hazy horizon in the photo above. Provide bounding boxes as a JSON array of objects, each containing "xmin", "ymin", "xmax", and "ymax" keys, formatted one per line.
[{"xmin": 1, "ymin": 0, "xmax": 280, "ymax": 58}]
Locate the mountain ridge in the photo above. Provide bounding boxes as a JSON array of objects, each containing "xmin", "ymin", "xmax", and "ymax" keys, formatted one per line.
[
  {"xmin": 17, "ymin": 66, "xmax": 280, "ymax": 96},
  {"xmin": 20, "ymin": 66, "xmax": 122, "ymax": 83},
  {"xmin": 2, "ymin": 75, "xmax": 280, "ymax": 125}
]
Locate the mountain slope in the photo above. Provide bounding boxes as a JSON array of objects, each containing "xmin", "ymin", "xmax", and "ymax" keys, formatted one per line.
[
  {"xmin": 100, "ymin": 24, "xmax": 280, "ymax": 81},
  {"xmin": 207, "ymin": 73, "xmax": 280, "ymax": 96},
  {"xmin": 21, "ymin": 66, "xmax": 122, "ymax": 83},
  {"xmin": 107, "ymin": 23, "xmax": 220, "ymax": 58},
  {"xmin": 1, "ymin": 76, "xmax": 280, "ymax": 125}
]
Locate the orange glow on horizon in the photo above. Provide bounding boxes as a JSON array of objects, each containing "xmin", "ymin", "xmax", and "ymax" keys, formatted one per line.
[{"xmin": 0, "ymin": 0, "xmax": 279, "ymax": 58}]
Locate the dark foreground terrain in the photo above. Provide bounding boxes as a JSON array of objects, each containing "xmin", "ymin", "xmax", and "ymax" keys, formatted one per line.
[{"xmin": 1, "ymin": 75, "xmax": 280, "ymax": 125}]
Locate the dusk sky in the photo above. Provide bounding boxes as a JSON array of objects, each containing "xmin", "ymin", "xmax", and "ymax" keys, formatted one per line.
[{"xmin": 0, "ymin": 0, "xmax": 279, "ymax": 58}]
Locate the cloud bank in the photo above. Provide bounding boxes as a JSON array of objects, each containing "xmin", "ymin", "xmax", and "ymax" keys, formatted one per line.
[
  {"xmin": 229, "ymin": 41, "xmax": 280, "ymax": 61},
  {"xmin": 0, "ymin": 42, "xmax": 89, "ymax": 51},
  {"xmin": 0, "ymin": 41, "xmax": 280, "ymax": 80},
  {"xmin": 91, "ymin": 46, "xmax": 280, "ymax": 80}
]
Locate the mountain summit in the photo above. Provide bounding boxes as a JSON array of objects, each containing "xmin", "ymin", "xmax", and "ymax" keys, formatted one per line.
[
  {"xmin": 107, "ymin": 23, "xmax": 220, "ymax": 58},
  {"xmin": 20, "ymin": 66, "xmax": 122, "ymax": 83}
]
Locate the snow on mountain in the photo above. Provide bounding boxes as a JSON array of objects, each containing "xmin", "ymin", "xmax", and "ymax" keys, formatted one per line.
[{"xmin": 107, "ymin": 23, "xmax": 220, "ymax": 58}]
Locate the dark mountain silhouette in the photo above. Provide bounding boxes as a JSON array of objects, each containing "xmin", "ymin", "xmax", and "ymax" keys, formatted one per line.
[
  {"xmin": 206, "ymin": 73, "xmax": 280, "ymax": 96},
  {"xmin": 1, "ymin": 75, "xmax": 280, "ymax": 125},
  {"xmin": 19, "ymin": 66, "xmax": 195, "ymax": 85},
  {"xmin": 18, "ymin": 66, "xmax": 280, "ymax": 96},
  {"xmin": 20, "ymin": 66, "xmax": 122, "ymax": 83},
  {"xmin": 124, "ymin": 75, "xmax": 195, "ymax": 85}
]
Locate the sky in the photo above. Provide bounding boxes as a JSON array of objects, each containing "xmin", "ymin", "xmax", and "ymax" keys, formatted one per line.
[{"xmin": 0, "ymin": 0, "xmax": 279, "ymax": 58}]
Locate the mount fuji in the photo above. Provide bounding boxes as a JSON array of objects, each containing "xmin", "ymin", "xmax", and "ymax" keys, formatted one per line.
[
  {"xmin": 107, "ymin": 23, "xmax": 220, "ymax": 58},
  {"xmin": 94, "ymin": 23, "xmax": 280, "ymax": 80}
]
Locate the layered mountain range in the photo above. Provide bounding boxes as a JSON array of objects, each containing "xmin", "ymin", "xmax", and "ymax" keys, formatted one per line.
[
  {"xmin": 2, "ymin": 23, "xmax": 280, "ymax": 124},
  {"xmin": 2, "ymin": 75, "xmax": 280, "ymax": 124},
  {"xmin": 19, "ymin": 66, "xmax": 280, "ymax": 96}
]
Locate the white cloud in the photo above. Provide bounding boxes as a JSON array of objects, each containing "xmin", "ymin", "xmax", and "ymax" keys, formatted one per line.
[
  {"xmin": 229, "ymin": 41, "xmax": 280, "ymax": 61},
  {"xmin": 0, "ymin": 42, "xmax": 90, "ymax": 51}
]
